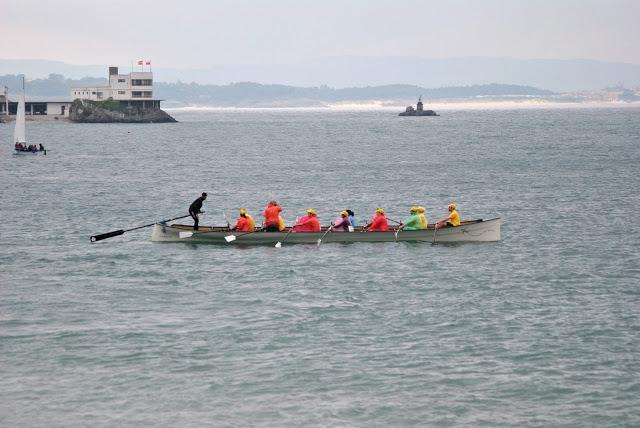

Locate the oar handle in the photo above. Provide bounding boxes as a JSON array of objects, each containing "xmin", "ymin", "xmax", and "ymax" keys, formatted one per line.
[{"xmin": 90, "ymin": 229, "xmax": 124, "ymax": 242}]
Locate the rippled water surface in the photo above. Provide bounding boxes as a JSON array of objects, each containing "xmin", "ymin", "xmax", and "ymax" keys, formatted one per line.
[{"xmin": 1, "ymin": 107, "xmax": 639, "ymax": 426}]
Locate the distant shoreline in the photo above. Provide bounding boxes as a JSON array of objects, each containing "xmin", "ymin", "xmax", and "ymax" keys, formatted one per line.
[{"xmin": 164, "ymin": 100, "xmax": 640, "ymax": 112}]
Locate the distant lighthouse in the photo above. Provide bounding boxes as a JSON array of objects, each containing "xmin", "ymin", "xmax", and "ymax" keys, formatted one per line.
[{"xmin": 398, "ymin": 96, "xmax": 438, "ymax": 116}]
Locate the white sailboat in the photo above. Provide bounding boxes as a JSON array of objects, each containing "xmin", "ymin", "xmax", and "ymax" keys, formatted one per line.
[{"xmin": 13, "ymin": 76, "xmax": 46, "ymax": 155}]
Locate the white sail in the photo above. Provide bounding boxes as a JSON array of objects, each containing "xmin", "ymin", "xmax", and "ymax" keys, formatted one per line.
[{"xmin": 13, "ymin": 94, "xmax": 26, "ymax": 144}]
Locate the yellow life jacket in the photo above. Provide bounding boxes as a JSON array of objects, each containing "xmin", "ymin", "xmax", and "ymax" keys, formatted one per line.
[
  {"xmin": 450, "ymin": 210, "xmax": 460, "ymax": 226},
  {"xmin": 418, "ymin": 213, "xmax": 428, "ymax": 229},
  {"xmin": 246, "ymin": 214, "xmax": 256, "ymax": 230}
]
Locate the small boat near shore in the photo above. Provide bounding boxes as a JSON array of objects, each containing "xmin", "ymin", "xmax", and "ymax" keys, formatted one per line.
[
  {"xmin": 12, "ymin": 76, "xmax": 47, "ymax": 155},
  {"xmin": 150, "ymin": 218, "xmax": 501, "ymax": 245}
]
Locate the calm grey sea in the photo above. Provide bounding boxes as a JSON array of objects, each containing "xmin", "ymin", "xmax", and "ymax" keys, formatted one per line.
[{"xmin": 1, "ymin": 106, "xmax": 639, "ymax": 427}]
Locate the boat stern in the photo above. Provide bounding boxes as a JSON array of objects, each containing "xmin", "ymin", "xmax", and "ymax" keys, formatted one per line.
[{"xmin": 151, "ymin": 223, "xmax": 182, "ymax": 242}]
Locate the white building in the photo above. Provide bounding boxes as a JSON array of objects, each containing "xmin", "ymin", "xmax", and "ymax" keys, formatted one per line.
[
  {"xmin": 0, "ymin": 94, "xmax": 71, "ymax": 117},
  {"xmin": 71, "ymin": 66, "xmax": 161, "ymax": 109}
]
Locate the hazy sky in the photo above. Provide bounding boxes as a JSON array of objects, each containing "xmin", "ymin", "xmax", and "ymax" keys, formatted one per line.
[{"xmin": 3, "ymin": 0, "xmax": 639, "ymax": 67}]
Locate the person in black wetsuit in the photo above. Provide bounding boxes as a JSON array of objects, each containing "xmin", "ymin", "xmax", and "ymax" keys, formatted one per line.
[{"xmin": 189, "ymin": 192, "xmax": 207, "ymax": 230}]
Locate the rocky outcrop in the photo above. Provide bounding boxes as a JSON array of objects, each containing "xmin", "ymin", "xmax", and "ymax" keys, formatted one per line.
[{"xmin": 69, "ymin": 99, "xmax": 177, "ymax": 123}]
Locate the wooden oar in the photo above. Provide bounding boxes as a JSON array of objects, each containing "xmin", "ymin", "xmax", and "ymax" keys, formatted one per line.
[
  {"xmin": 90, "ymin": 214, "xmax": 191, "ymax": 242},
  {"xmin": 316, "ymin": 225, "xmax": 333, "ymax": 247},
  {"xmin": 275, "ymin": 226, "xmax": 295, "ymax": 248},
  {"xmin": 394, "ymin": 225, "xmax": 402, "ymax": 241},
  {"xmin": 180, "ymin": 226, "xmax": 259, "ymax": 240},
  {"xmin": 225, "ymin": 227, "xmax": 262, "ymax": 242},
  {"xmin": 275, "ymin": 228, "xmax": 293, "ymax": 248},
  {"xmin": 275, "ymin": 217, "xmax": 299, "ymax": 248}
]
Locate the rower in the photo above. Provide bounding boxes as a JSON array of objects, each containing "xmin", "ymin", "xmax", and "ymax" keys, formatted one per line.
[
  {"xmin": 292, "ymin": 208, "xmax": 321, "ymax": 232},
  {"xmin": 346, "ymin": 209, "xmax": 357, "ymax": 227},
  {"xmin": 262, "ymin": 200, "xmax": 282, "ymax": 232},
  {"xmin": 366, "ymin": 208, "xmax": 389, "ymax": 231},
  {"xmin": 417, "ymin": 206, "xmax": 428, "ymax": 228},
  {"xmin": 436, "ymin": 203, "xmax": 461, "ymax": 229},
  {"xmin": 332, "ymin": 210, "xmax": 352, "ymax": 232},
  {"xmin": 188, "ymin": 192, "xmax": 207, "ymax": 230},
  {"xmin": 232, "ymin": 209, "xmax": 253, "ymax": 232},
  {"xmin": 397, "ymin": 207, "xmax": 423, "ymax": 231}
]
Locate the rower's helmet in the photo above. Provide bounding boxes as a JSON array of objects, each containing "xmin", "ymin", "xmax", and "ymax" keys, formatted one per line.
[
  {"xmin": 410, "ymin": 206, "xmax": 418, "ymax": 213},
  {"xmin": 307, "ymin": 208, "xmax": 316, "ymax": 215},
  {"xmin": 239, "ymin": 209, "xmax": 246, "ymax": 216},
  {"xmin": 340, "ymin": 210, "xmax": 348, "ymax": 217},
  {"xmin": 346, "ymin": 209, "xmax": 354, "ymax": 216},
  {"xmin": 376, "ymin": 208, "xmax": 385, "ymax": 214},
  {"xmin": 417, "ymin": 206, "xmax": 426, "ymax": 213},
  {"xmin": 448, "ymin": 203, "xmax": 457, "ymax": 210}
]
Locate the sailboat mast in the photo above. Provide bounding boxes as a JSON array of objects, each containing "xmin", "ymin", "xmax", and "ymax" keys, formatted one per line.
[{"xmin": 13, "ymin": 75, "xmax": 27, "ymax": 145}]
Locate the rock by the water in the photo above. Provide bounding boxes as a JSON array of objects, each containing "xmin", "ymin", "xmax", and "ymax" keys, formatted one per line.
[{"xmin": 69, "ymin": 99, "xmax": 177, "ymax": 123}]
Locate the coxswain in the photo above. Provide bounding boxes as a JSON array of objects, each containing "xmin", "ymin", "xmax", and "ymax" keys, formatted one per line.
[
  {"xmin": 332, "ymin": 210, "xmax": 352, "ymax": 232},
  {"xmin": 366, "ymin": 208, "xmax": 389, "ymax": 231},
  {"xmin": 292, "ymin": 209, "xmax": 321, "ymax": 232},
  {"xmin": 436, "ymin": 203, "xmax": 461, "ymax": 229},
  {"xmin": 417, "ymin": 206, "xmax": 428, "ymax": 229},
  {"xmin": 397, "ymin": 207, "xmax": 423, "ymax": 231},
  {"xmin": 346, "ymin": 209, "xmax": 357, "ymax": 227},
  {"xmin": 262, "ymin": 200, "xmax": 282, "ymax": 232},
  {"xmin": 232, "ymin": 209, "xmax": 253, "ymax": 232},
  {"xmin": 188, "ymin": 192, "xmax": 207, "ymax": 230}
]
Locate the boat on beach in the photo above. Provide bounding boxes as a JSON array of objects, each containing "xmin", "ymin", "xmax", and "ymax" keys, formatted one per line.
[{"xmin": 150, "ymin": 218, "xmax": 501, "ymax": 244}]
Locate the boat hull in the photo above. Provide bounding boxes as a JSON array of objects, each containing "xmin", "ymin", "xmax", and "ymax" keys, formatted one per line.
[
  {"xmin": 151, "ymin": 218, "xmax": 501, "ymax": 245},
  {"xmin": 13, "ymin": 149, "xmax": 45, "ymax": 155}
]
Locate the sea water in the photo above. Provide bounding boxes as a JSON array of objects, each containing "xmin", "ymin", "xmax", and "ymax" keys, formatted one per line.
[{"xmin": 1, "ymin": 107, "xmax": 639, "ymax": 426}]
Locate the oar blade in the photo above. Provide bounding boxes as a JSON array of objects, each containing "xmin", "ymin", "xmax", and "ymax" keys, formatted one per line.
[
  {"xmin": 275, "ymin": 241, "xmax": 282, "ymax": 248},
  {"xmin": 225, "ymin": 235, "xmax": 236, "ymax": 242},
  {"xmin": 90, "ymin": 229, "xmax": 125, "ymax": 242},
  {"xmin": 179, "ymin": 231, "xmax": 194, "ymax": 239},
  {"xmin": 316, "ymin": 239, "xmax": 322, "ymax": 247}
]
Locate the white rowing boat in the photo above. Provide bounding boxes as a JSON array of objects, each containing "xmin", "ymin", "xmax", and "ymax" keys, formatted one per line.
[{"xmin": 150, "ymin": 218, "xmax": 501, "ymax": 244}]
